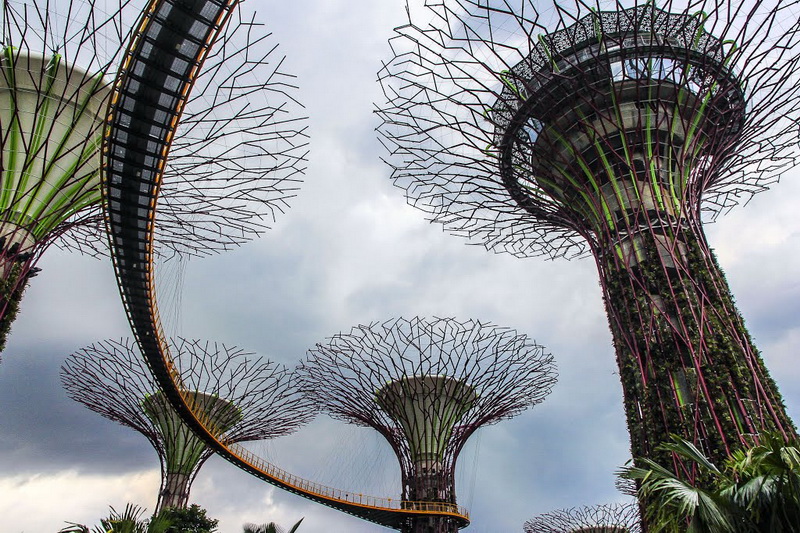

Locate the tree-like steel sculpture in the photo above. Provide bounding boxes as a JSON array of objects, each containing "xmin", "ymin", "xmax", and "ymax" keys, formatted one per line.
[
  {"xmin": 298, "ymin": 317, "xmax": 557, "ymax": 533},
  {"xmin": 524, "ymin": 502, "xmax": 642, "ymax": 533},
  {"xmin": 61, "ymin": 337, "xmax": 315, "ymax": 514},
  {"xmin": 0, "ymin": 0, "xmax": 307, "ymax": 350},
  {"xmin": 377, "ymin": 0, "xmax": 799, "ymax": 476}
]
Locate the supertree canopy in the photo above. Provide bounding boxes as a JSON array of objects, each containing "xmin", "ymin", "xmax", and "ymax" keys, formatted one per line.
[
  {"xmin": 298, "ymin": 317, "xmax": 557, "ymax": 533},
  {"xmin": 524, "ymin": 502, "xmax": 642, "ymax": 533},
  {"xmin": 0, "ymin": 0, "xmax": 307, "ymax": 350},
  {"xmin": 377, "ymin": 0, "xmax": 799, "ymax": 477},
  {"xmin": 61, "ymin": 337, "xmax": 315, "ymax": 514}
]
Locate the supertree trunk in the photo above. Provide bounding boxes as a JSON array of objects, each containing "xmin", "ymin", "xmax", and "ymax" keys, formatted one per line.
[
  {"xmin": 0, "ymin": 46, "xmax": 110, "ymax": 349},
  {"xmin": 539, "ymin": 88, "xmax": 800, "ymax": 465},
  {"xmin": 158, "ymin": 471, "xmax": 194, "ymax": 513},
  {"xmin": 401, "ymin": 515, "xmax": 460, "ymax": 533},
  {"xmin": 0, "ymin": 260, "xmax": 30, "ymax": 353},
  {"xmin": 403, "ymin": 468, "xmax": 456, "ymax": 506},
  {"xmin": 487, "ymin": 12, "xmax": 800, "ymax": 469},
  {"xmin": 396, "ymin": 425, "xmax": 459, "ymax": 533},
  {"xmin": 143, "ymin": 390, "xmax": 242, "ymax": 514},
  {"xmin": 399, "ymin": 461, "xmax": 459, "ymax": 533},
  {"xmin": 591, "ymin": 212, "xmax": 794, "ymax": 470}
]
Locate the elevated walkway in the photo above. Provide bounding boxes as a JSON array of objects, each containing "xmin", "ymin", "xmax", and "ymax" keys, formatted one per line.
[{"xmin": 100, "ymin": 0, "xmax": 469, "ymax": 529}]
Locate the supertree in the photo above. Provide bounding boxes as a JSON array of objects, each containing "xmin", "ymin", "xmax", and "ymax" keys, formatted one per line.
[
  {"xmin": 60, "ymin": 337, "xmax": 316, "ymax": 514},
  {"xmin": 0, "ymin": 0, "xmax": 307, "ymax": 351},
  {"xmin": 524, "ymin": 502, "xmax": 642, "ymax": 533},
  {"xmin": 298, "ymin": 317, "xmax": 557, "ymax": 533},
  {"xmin": 376, "ymin": 0, "xmax": 799, "ymax": 477}
]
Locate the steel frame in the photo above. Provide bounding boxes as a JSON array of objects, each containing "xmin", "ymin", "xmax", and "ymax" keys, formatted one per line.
[
  {"xmin": 524, "ymin": 502, "xmax": 643, "ymax": 533},
  {"xmin": 0, "ymin": 0, "xmax": 307, "ymax": 351}
]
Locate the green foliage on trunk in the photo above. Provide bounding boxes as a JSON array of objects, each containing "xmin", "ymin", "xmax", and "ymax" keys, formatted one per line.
[
  {"xmin": 0, "ymin": 262, "xmax": 28, "ymax": 353},
  {"xmin": 158, "ymin": 504, "xmax": 218, "ymax": 533}
]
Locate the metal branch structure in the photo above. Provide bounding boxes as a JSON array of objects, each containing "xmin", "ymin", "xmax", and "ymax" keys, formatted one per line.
[
  {"xmin": 0, "ymin": 0, "xmax": 307, "ymax": 351},
  {"xmin": 524, "ymin": 502, "xmax": 642, "ymax": 533},
  {"xmin": 147, "ymin": 5, "xmax": 308, "ymax": 258},
  {"xmin": 60, "ymin": 337, "xmax": 315, "ymax": 514},
  {"xmin": 376, "ymin": 0, "xmax": 799, "ymax": 477},
  {"xmin": 298, "ymin": 317, "xmax": 557, "ymax": 532}
]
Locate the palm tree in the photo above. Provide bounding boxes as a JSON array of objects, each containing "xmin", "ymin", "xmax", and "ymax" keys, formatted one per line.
[
  {"xmin": 242, "ymin": 518, "xmax": 303, "ymax": 533},
  {"xmin": 725, "ymin": 433, "xmax": 800, "ymax": 531},
  {"xmin": 620, "ymin": 432, "xmax": 800, "ymax": 532},
  {"xmin": 60, "ymin": 504, "xmax": 172, "ymax": 533}
]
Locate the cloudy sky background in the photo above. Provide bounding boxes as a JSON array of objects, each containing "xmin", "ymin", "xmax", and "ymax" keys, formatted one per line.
[{"xmin": 1, "ymin": 0, "xmax": 799, "ymax": 531}]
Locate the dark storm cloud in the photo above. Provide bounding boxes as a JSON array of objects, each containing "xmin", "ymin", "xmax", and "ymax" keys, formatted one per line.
[
  {"xmin": 0, "ymin": 339, "xmax": 154, "ymax": 475},
  {"xmin": 0, "ymin": 251, "xmax": 158, "ymax": 476}
]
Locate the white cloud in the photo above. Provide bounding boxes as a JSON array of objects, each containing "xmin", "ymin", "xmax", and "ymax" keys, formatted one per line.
[{"xmin": 0, "ymin": 470, "xmax": 160, "ymax": 532}]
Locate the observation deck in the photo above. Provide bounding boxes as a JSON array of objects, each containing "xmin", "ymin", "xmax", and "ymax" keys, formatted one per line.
[
  {"xmin": 492, "ymin": 3, "xmax": 746, "ymax": 225},
  {"xmin": 101, "ymin": 0, "xmax": 469, "ymax": 528}
]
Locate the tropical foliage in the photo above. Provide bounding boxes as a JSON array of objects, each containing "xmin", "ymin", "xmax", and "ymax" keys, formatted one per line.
[
  {"xmin": 59, "ymin": 503, "xmax": 220, "ymax": 533},
  {"xmin": 59, "ymin": 504, "xmax": 173, "ymax": 533},
  {"xmin": 160, "ymin": 504, "xmax": 218, "ymax": 533},
  {"xmin": 620, "ymin": 432, "xmax": 800, "ymax": 532},
  {"xmin": 242, "ymin": 517, "xmax": 303, "ymax": 533}
]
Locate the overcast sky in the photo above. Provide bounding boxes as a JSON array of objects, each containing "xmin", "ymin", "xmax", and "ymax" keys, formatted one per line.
[{"xmin": 1, "ymin": 1, "xmax": 799, "ymax": 532}]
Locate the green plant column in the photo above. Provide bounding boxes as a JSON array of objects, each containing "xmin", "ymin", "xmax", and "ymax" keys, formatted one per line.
[
  {"xmin": 376, "ymin": 375, "xmax": 476, "ymax": 505},
  {"xmin": 520, "ymin": 70, "xmax": 797, "ymax": 473},
  {"xmin": 0, "ymin": 48, "xmax": 108, "ymax": 244},
  {"xmin": 142, "ymin": 391, "xmax": 242, "ymax": 513},
  {"xmin": 0, "ymin": 262, "xmax": 28, "ymax": 353},
  {"xmin": 594, "ymin": 220, "xmax": 796, "ymax": 470}
]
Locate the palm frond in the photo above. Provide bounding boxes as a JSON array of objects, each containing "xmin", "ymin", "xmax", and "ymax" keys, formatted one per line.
[{"xmin": 243, "ymin": 518, "xmax": 303, "ymax": 533}]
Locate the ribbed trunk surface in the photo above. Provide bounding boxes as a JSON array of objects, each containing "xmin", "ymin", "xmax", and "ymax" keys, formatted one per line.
[{"xmin": 156, "ymin": 471, "xmax": 191, "ymax": 514}]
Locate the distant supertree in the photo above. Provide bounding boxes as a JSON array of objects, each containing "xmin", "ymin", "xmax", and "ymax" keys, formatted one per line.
[
  {"xmin": 524, "ymin": 502, "xmax": 642, "ymax": 533},
  {"xmin": 61, "ymin": 338, "xmax": 315, "ymax": 514},
  {"xmin": 0, "ymin": 0, "xmax": 307, "ymax": 350},
  {"xmin": 377, "ymin": 0, "xmax": 798, "ymax": 475},
  {"xmin": 298, "ymin": 317, "xmax": 557, "ymax": 533}
]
